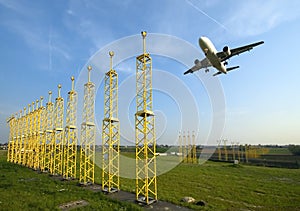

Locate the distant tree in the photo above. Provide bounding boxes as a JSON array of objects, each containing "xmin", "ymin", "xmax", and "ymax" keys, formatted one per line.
[{"xmin": 288, "ymin": 145, "xmax": 300, "ymax": 156}]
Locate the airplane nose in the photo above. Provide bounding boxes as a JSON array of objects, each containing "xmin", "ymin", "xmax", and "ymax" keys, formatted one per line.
[{"xmin": 199, "ymin": 37, "xmax": 205, "ymax": 48}]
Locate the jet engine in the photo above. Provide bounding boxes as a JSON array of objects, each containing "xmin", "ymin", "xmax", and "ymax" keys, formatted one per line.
[
  {"xmin": 223, "ymin": 46, "xmax": 231, "ymax": 56},
  {"xmin": 194, "ymin": 59, "xmax": 200, "ymax": 65}
]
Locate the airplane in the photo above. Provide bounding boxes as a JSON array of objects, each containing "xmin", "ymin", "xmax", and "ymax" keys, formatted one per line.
[{"xmin": 184, "ymin": 37, "xmax": 264, "ymax": 76}]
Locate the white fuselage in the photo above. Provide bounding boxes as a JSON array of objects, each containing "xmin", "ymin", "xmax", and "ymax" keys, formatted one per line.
[{"xmin": 199, "ymin": 36, "xmax": 227, "ymax": 74}]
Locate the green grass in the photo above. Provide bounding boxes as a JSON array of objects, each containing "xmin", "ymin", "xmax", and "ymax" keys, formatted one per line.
[
  {"xmin": 2, "ymin": 150, "xmax": 300, "ymax": 211},
  {"xmin": 0, "ymin": 150, "xmax": 141, "ymax": 211},
  {"xmin": 266, "ymin": 147, "xmax": 292, "ymax": 155},
  {"xmin": 116, "ymin": 154, "xmax": 300, "ymax": 210}
]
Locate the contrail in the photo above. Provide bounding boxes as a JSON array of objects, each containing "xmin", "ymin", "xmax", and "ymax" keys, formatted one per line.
[{"xmin": 186, "ymin": 0, "xmax": 228, "ymax": 31}]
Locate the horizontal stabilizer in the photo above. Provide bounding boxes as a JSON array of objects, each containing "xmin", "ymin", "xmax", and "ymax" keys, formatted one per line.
[
  {"xmin": 226, "ymin": 66, "xmax": 239, "ymax": 72},
  {"xmin": 213, "ymin": 71, "xmax": 222, "ymax": 76},
  {"xmin": 184, "ymin": 69, "xmax": 193, "ymax": 75}
]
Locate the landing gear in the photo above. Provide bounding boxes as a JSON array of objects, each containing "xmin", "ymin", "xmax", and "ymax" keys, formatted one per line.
[
  {"xmin": 205, "ymin": 69, "xmax": 209, "ymax": 73},
  {"xmin": 224, "ymin": 61, "xmax": 228, "ymax": 66}
]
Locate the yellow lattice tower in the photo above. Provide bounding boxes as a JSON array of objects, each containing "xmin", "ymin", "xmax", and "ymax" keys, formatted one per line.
[
  {"xmin": 44, "ymin": 91, "xmax": 54, "ymax": 173},
  {"xmin": 217, "ymin": 140, "xmax": 221, "ymax": 160},
  {"xmin": 12, "ymin": 113, "xmax": 19, "ymax": 163},
  {"xmin": 20, "ymin": 107, "xmax": 27, "ymax": 165},
  {"xmin": 231, "ymin": 142, "xmax": 235, "ymax": 161},
  {"xmin": 80, "ymin": 66, "xmax": 96, "ymax": 185},
  {"xmin": 223, "ymin": 139, "xmax": 228, "ymax": 161},
  {"xmin": 102, "ymin": 51, "xmax": 120, "ymax": 193},
  {"xmin": 178, "ymin": 132, "xmax": 182, "ymax": 162},
  {"xmin": 245, "ymin": 144, "xmax": 249, "ymax": 163},
  {"xmin": 15, "ymin": 110, "xmax": 22, "ymax": 164},
  {"xmin": 38, "ymin": 97, "xmax": 46, "ymax": 171},
  {"xmin": 237, "ymin": 142, "xmax": 240, "ymax": 162},
  {"xmin": 7, "ymin": 114, "xmax": 15, "ymax": 162},
  {"xmin": 187, "ymin": 131, "xmax": 192, "ymax": 163},
  {"xmin": 53, "ymin": 85, "xmax": 64, "ymax": 175},
  {"xmin": 183, "ymin": 131, "xmax": 187, "ymax": 163},
  {"xmin": 33, "ymin": 99, "xmax": 41, "ymax": 170},
  {"xmin": 63, "ymin": 76, "xmax": 78, "ymax": 180},
  {"xmin": 135, "ymin": 31, "xmax": 157, "ymax": 204},
  {"xmin": 26, "ymin": 102, "xmax": 35, "ymax": 168},
  {"xmin": 192, "ymin": 131, "xmax": 197, "ymax": 164}
]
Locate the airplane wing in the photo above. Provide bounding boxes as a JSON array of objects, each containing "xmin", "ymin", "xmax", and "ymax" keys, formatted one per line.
[
  {"xmin": 184, "ymin": 58, "xmax": 211, "ymax": 75},
  {"xmin": 216, "ymin": 41, "xmax": 264, "ymax": 62}
]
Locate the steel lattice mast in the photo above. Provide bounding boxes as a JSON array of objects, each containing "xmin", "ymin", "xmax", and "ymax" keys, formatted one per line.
[
  {"xmin": 79, "ymin": 66, "xmax": 96, "ymax": 185},
  {"xmin": 63, "ymin": 76, "xmax": 78, "ymax": 180},
  {"xmin": 102, "ymin": 51, "xmax": 120, "ymax": 193},
  {"xmin": 53, "ymin": 85, "xmax": 64, "ymax": 175},
  {"xmin": 15, "ymin": 110, "xmax": 22, "ymax": 164},
  {"xmin": 38, "ymin": 97, "xmax": 46, "ymax": 171},
  {"xmin": 20, "ymin": 107, "xmax": 27, "ymax": 165},
  {"xmin": 135, "ymin": 31, "xmax": 157, "ymax": 204},
  {"xmin": 26, "ymin": 102, "xmax": 34, "ymax": 168},
  {"xmin": 178, "ymin": 132, "xmax": 183, "ymax": 162},
  {"xmin": 33, "ymin": 99, "xmax": 40, "ymax": 170},
  {"xmin": 7, "ymin": 114, "xmax": 15, "ymax": 163},
  {"xmin": 44, "ymin": 91, "xmax": 54, "ymax": 173},
  {"xmin": 192, "ymin": 131, "xmax": 197, "ymax": 164}
]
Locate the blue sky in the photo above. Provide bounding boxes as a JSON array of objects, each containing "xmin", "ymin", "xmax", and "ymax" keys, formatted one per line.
[{"xmin": 0, "ymin": 0, "xmax": 300, "ymax": 145}]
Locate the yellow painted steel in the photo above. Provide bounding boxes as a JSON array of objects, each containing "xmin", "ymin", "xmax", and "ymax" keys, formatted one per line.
[
  {"xmin": 192, "ymin": 131, "xmax": 197, "ymax": 164},
  {"xmin": 20, "ymin": 107, "xmax": 27, "ymax": 165},
  {"xmin": 7, "ymin": 115, "xmax": 15, "ymax": 162},
  {"xmin": 32, "ymin": 100, "xmax": 39, "ymax": 170},
  {"xmin": 217, "ymin": 140, "xmax": 221, "ymax": 160},
  {"xmin": 26, "ymin": 103, "xmax": 35, "ymax": 168},
  {"xmin": 15, "ymin": 111, "xmax": 22, "ymax": 164},
  {"xmin": 183, "ymin": 132, "xmax": 187, "ymax": 163},
  {"xmin": 178, "ymin": 132, "xmax": 182, "ymax": 162},
  {"xmin": 187, "ymin": 131, "xmax": 192, "ymax": 163},
  {"xmin": 38, "ymin": 97, "xmax": 46, "ymax": 171},
  {"xmin": 102, "ymin": 51, "xmax": 120, "ymax": 193},
  {"xmin": 231, "ymin": 142, "xmax": 236, "ymax": 161},
  {"xmin": 135, "ymin": 31, "xmax": 157, "ymax": 204},
  {"xmin": 80, "ymin": 66, "xmax": 96, "ymax": 185},
  {"xmin": 223, "ymin": 139, "xmax": 228, "ymax": 161},
  {"xmin": 44, "ymin": 91, "xmax": 54, "ymax": 173},
  {"xmin": 53, "ymin": 85, "xmax": 64, "ymax": 175},
  {"xmin": 63, "ymin": 77, "xmax": 78, "ymax": 180}
]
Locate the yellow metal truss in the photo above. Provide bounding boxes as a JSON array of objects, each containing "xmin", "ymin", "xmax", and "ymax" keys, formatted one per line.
[
  {"xmin": 7, "ymin": 115, "xmax": 15, "ymax": 162},
  {"xmin": 15, "ymin": 111, "xmax": 22, "ymax": 164},
  {"xmin": 178, "ymin": 132, "xmax": 182, "ymax": 162},
  {"xmin": 192, "ymin": 131, "xmax": 197, "ymax": 164},
  {"xmin": 63, "ymin": 77, "xmax": 78, "ymax": 180},
  {"xmin": 26, "ymin": 103, "xmax": 35, "ymax": 168},
  {"xmin": 187, "ymin": 131, "xmax": 192, "ymax": 163},
  {"xmin": 135, "ymin": 31, "xmax": 157, "ymax": 204},
  {"xmin": 20, "ymin": 107, "xmax": 27, "ymax": 165},
  {"xmin": 44, "ymin": 91, "xmax": 54, "ymax": 173},
  {"xmin": 80, "ymin": 66, "xmax": 96, "ymax": 185},
  {"xmin": 183, "ymin": 132, "xmax": 187, "ymax": 163},
  {"xmin": 217, "ymin": 140, "xmax": 222, "ymax": 160},
  {"xmin": 38, "ymin": 97, "xmax": 46, "ymax": 171},
  {"xmin": 53, "ymin": 85, "xmax": 64, "ymax": 175},
  {"xmin": 102, "ymin": 51, "xmax": 120, "ymax": 193},
  {"xmin": 223, "ymin": 139, "xmax": 228, "ymax": 161},
  {"xmin": 33, "ymin": 100, "xmax": 41, "ymax": 170}
]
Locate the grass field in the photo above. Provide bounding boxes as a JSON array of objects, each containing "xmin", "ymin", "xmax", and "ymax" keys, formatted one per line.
[
  {"xmin": 0, "ymin": 150, "xmax": 141, "ymax": 211},
  {"xmin": 1, "ymin": 150, "xmax": 300, "ymax": 210}
]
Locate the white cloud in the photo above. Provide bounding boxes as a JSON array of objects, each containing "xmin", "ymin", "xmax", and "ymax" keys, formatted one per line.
[{"xmin": 224, "ymin": 0, "xmax": 300, "ymax": 37}]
